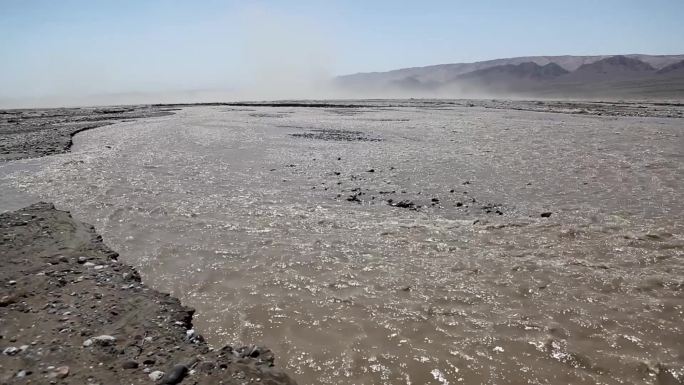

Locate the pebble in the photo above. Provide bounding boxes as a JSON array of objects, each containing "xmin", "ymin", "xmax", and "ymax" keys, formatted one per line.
[
  {"xmin": 48, "ymin": 366, "xmax": 69, "ymax": 379},
  {"xmin": 149, "ymin": 370, "xmax": 165, "ymax": 381},
  {"xmin": 0, "ymin": 295, "xmax": 16, "ymax": 306},
  {"xmin": 540, "ymin": 212, "xmax": 553, "ymax": 218},
  {"xmin": 8, "ymin": 280, "xmax": 17, "ymax": 285},
  {"xmin": 16, "ymin": 370, "xmax": 28, "ymax": 378},
  {"xmin": 83, "ymin": 262, "xmax": 95, "ymax": 267},
  {"xmin": 2, "ymin": 346, "xmax": 19, "ymax": 355},
  {"xmin": 83, "ymin": 335, "xmax": 117, "ymax": 347}
]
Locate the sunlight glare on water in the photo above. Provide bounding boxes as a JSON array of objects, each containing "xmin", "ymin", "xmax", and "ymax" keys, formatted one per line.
[{"xmin": 3, "ymin": 102, "xmax": 683, "ymax": 385}]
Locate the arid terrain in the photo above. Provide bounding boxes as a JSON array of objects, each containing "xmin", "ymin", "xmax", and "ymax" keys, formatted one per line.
[
  {"xmin": 337, "ymin": 55, "xmax": 684, "ymax": 99},
  {"xmin": 0, "ymin": 203, "xmax": 296, "ymax": 385},
  {"xmin": 1, "ymin": 100, "xmax": 683, "ymax": 385}
]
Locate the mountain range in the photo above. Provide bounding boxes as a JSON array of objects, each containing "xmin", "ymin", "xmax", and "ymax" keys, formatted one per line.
[{"xmin": 336, "ymin": 54, "xmax": 684, "ymax": 99}]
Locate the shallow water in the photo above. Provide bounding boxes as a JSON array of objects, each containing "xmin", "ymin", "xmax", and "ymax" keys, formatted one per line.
[{"xmin": 2, "ymin": 103, "xmax": 683, "ymax": 384}]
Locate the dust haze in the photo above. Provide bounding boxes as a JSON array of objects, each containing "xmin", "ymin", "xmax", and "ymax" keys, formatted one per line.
[{"xmin": 0, "ymin": 6, "xmax": 478, "ymax": 109}]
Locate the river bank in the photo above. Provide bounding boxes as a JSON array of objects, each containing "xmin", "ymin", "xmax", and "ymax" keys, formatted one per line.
[{"xmin": 0, "ymin": 202, "xmax": 296, "ymax": 384}]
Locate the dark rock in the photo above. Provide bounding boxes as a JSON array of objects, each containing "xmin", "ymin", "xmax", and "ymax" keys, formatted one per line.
[
  {"xmin": 541, "ymin": 212, "xmax": 552, "ymax": 218},
  {"xmin": 121, "ymin": 360, "xmax": 139, "ymax": 369},
  {"xmin": 391, "ymin": 200, "xmax": 416, "ymax": 209},
  {"xmin": 161, "ymin": 364, "xmax": 188, "ymax": 384}
]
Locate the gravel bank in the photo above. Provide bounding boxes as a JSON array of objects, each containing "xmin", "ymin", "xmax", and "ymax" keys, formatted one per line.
[
  {"xmin": 0, "ymin": 202, "xmax": 296, "ymax": 384},
  {"xmin": 0, "ymin": 106, "xmax": 178, "ymax": 162}
]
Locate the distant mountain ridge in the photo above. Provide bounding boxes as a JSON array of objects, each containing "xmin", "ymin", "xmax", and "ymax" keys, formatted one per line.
[
  {"xmin": 336, "ymin": 54, "xmax": 684, "ymax": 99},
  {"xmin": 657, "ymin": 59, "xmax": 684, "ymax": 75}
]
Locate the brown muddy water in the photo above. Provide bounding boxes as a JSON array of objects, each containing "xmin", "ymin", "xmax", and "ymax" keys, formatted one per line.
[{"xmin": 1, "ymin": 102, "xmax": 683, "ymax": 384}]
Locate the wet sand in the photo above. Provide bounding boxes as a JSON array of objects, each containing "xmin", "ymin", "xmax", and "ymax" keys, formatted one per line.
[{"xmin": 1, "ymin": 100, "xmax": 683, "ymax": 384}]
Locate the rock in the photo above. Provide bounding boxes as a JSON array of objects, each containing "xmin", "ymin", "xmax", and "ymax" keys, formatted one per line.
[
  {"xmin": 143, "ymin": 359, "xmax": 156, "ymax": 365},
  {"xmin": 149, "ymin": 370, "xmax": 165, "ymax": 381},
  {"xmin": 122, "ymin": 360, "xmax": 139, "ymax": 369},
  {"xmin": 236, "ymin": 345, "xmax": 261, "ymax": 358},
  {"xmin": 8, "ymin": 280, "xmax": 17, "ymax": 285},
  {"xmin": 83, "ymin": 335, "xmax": 116, "ymax": 347},
  {"xmin": 77, "ymin": 256, "xmax": 87, "ymax": 263},
  {"xmin": 392, "ymin": 200, "xmax": 416, "ymax": 209},
  {"xmin": 0, "ymin": 295, "xmax": 16, "ymax": 306},
  {"xmin": 540, "ymin": 212, "xmax": 552, "ymax": 218},
  {"xmin": 185, "ymin": 329, "xmax": 195, "ymax": 340},
  {"xmin": 234, "ymin": 345, "xmax": 275, "ymax": 365},
  {"xmin": 16, "ymin": 370, "xmax": 28, "ymax": 378},
  {"xmin": 48, "ymin": 366, "xmax": 69, "ymax": 379},
  {"xmin": 160, "ymin": 364, "xmax": 188, "ymax": 384},
  {"xmin": 83, "ymin": 262, "xmax": 95, "ymax": 267},
  {"xmin": 2, "ymin": 346, "xmax": 19, "ymax": 356}
]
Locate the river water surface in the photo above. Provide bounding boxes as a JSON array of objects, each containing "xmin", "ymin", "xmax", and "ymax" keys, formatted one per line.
[{"xmin": 1, "ymin": 103, "xmax": 683, "ymax": 384}]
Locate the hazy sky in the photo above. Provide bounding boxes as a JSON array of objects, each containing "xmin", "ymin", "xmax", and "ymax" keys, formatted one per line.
[{"xmin": 1, "ymin": 0, "xmax": 683, "ymax": 104}]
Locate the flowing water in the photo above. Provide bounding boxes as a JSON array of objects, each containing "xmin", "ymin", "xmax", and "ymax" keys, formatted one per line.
[{"xmin": 1, "ymin": 102, "xmax": 683, "ymax": 384}]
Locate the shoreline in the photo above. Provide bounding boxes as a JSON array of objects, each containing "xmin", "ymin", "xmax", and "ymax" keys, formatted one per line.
[
  {"xmin": 0, "ymin": 107, "xmax": 298, "ymax": 384},
  {"xmin": 0, "ymin": 202, "xmax": 296, "ymax": 384},
  {"xmin": 0, "ymin": 106, "xmax": 178, "ymax": 162}
]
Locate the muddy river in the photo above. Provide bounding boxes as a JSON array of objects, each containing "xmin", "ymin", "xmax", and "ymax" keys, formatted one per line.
[{"xmin": 1, "ymin": 102, "xmax": 683, "ymax": 384}]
